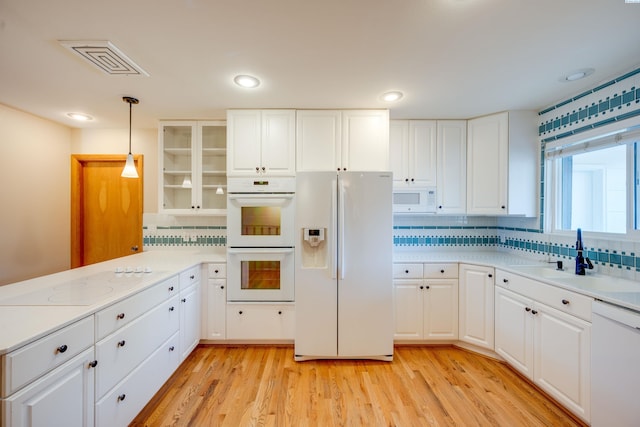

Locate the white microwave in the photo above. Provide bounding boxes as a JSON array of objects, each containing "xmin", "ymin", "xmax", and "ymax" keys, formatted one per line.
[{"xmin": 392, "ymin": 187, "xmax": 436, "ymax": 213}]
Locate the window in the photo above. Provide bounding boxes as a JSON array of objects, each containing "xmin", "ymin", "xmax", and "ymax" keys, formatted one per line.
[{"xmin": 547, "ymin": 127, "xmax": 640, "ymax": 235}]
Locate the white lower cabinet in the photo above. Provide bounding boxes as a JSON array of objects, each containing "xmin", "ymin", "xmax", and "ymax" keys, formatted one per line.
[
  {"xmin": 495, "ymin": 270, "xmax": 591, "ymax": 423},
  {"xmin": 458, "ymin": 264, "xmax": 494, "ymax": 350},
  {"xmin": 226, "ymin": 303, "xmax": 294, "ymax": 340},
  {"xmin": 2, "ymin": 348, "xmax": 96, "ymax": 427},
  {"xmin": 95, "ymin": 332, "xmax": 180, "ymax": 427},
  {"xmin": 393, "ymin": 263, "xmax": 458, "ymax": 341},
  {"xmin": 179, "ymin": 282, "xmax": 201, "ymax": 360},
  {"xmin": 203, "ymin": 263, "xmax": 226, "ymax": 340}
]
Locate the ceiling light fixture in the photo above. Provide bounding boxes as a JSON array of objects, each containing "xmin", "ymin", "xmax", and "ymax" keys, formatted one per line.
[
  {"xmin": 381, "ymin": 91, "xmax": 404, "ymax": 102},
  {"xmin": 121, "ymin": 96, "xmax": 139, "ymax": 178},
  {"xmin": 67, "ymin": 112, "xmax": 93, "ymax": 121},
  {"xmin": 234, "ymin": 75, "xmax": 260, "ymax": 88},
  {"xmin": 561, "ymin": 68, "xmax": 595, "ymax": 82}
]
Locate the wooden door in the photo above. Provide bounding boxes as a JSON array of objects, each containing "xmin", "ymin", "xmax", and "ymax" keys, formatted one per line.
[{"xmin": 71, "ymin": 154, "xmax": 143, "ymax": 268}]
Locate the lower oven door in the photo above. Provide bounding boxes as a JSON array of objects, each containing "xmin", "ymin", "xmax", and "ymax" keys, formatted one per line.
[{"xmin": 227, "ymin": 247, "xmax": 294, "ymax": 302}]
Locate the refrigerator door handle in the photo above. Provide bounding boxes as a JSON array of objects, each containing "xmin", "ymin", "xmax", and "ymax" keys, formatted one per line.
[
  {"xmin": 338, "ymin": 178, "xmax": 346, "ymax": 280},
  {"xmin": 331, "ymin": 178, "xmax": 338, "ymax": 280}
]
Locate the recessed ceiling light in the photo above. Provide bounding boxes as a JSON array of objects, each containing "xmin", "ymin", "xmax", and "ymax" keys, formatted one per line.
[
  {"xmin": 381, "ymin": 91, "xmax": 404, "ymax": 102},
  {"xmin": 234, "ymin": 75, "xmax": 260, "ymax": 88},
  {"xmin": 67, "ymin": 112, "xmax": 93, "ymax": 121},
  {"xmin": 561, "ymin": 68, "xmax": 595, "ymax": 82}
]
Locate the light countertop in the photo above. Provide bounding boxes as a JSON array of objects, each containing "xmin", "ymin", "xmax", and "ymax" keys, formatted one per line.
[{"xmin": 0, "ymin": 249, "xmax": 225, "ymax": 355}]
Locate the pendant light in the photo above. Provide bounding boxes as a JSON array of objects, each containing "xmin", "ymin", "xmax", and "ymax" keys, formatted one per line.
[{"xmin": 121, "ymin": 96, "xmax": 139, "ymax": 178}]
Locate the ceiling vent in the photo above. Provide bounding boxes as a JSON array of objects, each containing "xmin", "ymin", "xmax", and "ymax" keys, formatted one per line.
[{"xmin": 59, "ymin": 40, "xmax": 149, "ymax": 76}]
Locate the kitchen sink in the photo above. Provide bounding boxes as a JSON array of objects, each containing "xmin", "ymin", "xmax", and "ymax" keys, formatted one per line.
[
  {"xmin": 566, "ymin": 276, "xmax": 640, "ymax": 293},
  {"xmin": 507, "ymin": 265, "xmax": 571, "ymax": 279}
]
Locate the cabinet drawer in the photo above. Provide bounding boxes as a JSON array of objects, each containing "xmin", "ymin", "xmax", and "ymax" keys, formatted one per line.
[
  {"xmin": 423, "ymin": 263, "xmax": 458, "ymax": 279},
  {"xmin": 208, "ymin": 263, "xmax": 226, "ymax": 278},
  {"xmin": 95, "ymin": 295, "xmax": 180, "ymax": 398},
  {"xmin": 393, "ymin": 263, "xmax": 424, "ymax": 279},
  {"xmin": 2, "ymin": 316, "xmax": 94, "ymax": 397},
  {"xmin": 96, "ymin": 275, "xmax": 178, "ymax": 341},
  {"xmin": 95, "ymin": 332, "xmax": 180, "ymax": 427},
  {"xmin": 226, "ymin": 303, "xmax": 294, "ymax": 340},
  {"xmin": 496, "ymin": 270, "xmax": 592, "ymax": 322},
  {"xmin": 180, "ymin": 266, "xmax": 201, "ymax": 289}
]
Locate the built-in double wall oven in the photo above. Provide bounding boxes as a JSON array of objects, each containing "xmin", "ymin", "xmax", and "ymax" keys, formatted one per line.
[{"xmin": 226, "ymin": 177, "xmax": 295, "ymax": 302}]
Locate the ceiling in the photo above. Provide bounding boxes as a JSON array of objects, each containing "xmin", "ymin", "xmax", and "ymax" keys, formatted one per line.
[{"xmin": 1, "ymin": 0, "xmax": 640, "ymax": 129}]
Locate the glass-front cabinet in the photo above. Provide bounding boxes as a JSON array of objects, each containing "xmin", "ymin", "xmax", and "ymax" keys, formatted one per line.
[{"xmin": 159, "ymin": 120, "xmax": 227, "ymax": 214}]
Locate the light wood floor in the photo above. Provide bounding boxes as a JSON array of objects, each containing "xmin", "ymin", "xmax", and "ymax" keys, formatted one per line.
[{"xmin": 131, "ymin": 345, "xmax": 586, "ymax": 427}]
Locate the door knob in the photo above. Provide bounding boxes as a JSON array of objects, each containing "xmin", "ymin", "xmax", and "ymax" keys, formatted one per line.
[{"xmin": 131, "ymin": 245, "xmax": 139, "ymax": 252}]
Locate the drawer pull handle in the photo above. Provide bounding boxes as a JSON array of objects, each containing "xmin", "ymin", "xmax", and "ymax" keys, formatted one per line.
[
  {"xmin": 117, "ymin": 340, "xmax": 126, "ymax": 347},
  {"xmin": 56, "ymin": 345, "xmax": 68, "ymax": 354},
  {"xmin": 561, "ymin": 299, "xmax": 570, "ymax": 305},
  {"xmin": 117, "ymin": 313, "xmax": 125, "ymax": 320},
  {"xmin": 169, "ymin": 306, "xmax": 175, "ymax": 312},
  {"xmin": 169, "ymin": 346, "xmax": 175, "ymax": 352},
  {"xmin": 525, "ymin": 307, "xmax": 531, "ymax": 312},
  {"xmin": 531, "ymin": 310, "xmax": 538, "ymax": 315},
  {"xmin": 88, "ymin": 360, "xmax": 98, "ymax": 368},
  {"xmin": 117, "ymin": 394, "xmax": 126, "ymax": 402},
  {"xmin": 169, "ymin": 286, "xmax": 174, "ymax": 292}
]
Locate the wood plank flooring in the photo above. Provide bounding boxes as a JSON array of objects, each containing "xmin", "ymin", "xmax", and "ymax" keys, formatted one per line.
[{"xmin": 130, "ymin": 345, "xmax": 586, "ymax": 427}]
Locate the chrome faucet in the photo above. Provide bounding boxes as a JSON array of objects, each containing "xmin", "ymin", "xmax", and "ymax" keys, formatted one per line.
[{"xmin": 575, "ymin": 228, "xmax": 594, "ymax": 275}]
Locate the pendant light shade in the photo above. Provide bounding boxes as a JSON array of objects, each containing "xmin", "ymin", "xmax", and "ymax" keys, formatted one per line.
[{"xmin": 121, "ymin": 96, "xmax": 139, "ymax": 178}]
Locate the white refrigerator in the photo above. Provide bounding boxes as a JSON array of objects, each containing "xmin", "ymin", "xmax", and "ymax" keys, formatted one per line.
[{"xmin": 294, "ymin": 171, "xmax": 394, "ymax": 361}]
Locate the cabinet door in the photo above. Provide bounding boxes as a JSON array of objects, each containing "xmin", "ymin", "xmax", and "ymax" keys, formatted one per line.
[
  {"xmin": 409, "ymin": 120, "xmax": 437, "ymax": 187},
  {"xmin": 199, "ymin": 121, "xmax": 227, "ymax": 212},
  {"xmin": 180, "ymin": 282, "xmax": 201, "ymax": 360},
  {"xmin": 4, "ymin": 348, "xmax": 95, "ymax": 427},
  {"xmin": 436, "ymin": 120, "xmax": 466, "ymax": 214},
  {"xmin": 341, "ymin": 110, "xmax": 389, "ymax": 171},
  {"xmin": 466, "ymin": 112, "xmax": 508, "ymax": 214},
  {"xmin": 533, "ymin": 303, "xmax": 591, "ymax": 422},
  {"xmin": 261, "ymin": 110, "xmax": 295, "ymax": 175},
  {"xmin": 389, "ymin": 120, "xmax": 409, "ymax": 187},
  {"xmin": 160, "ymin": 122, "xmax": 197, "ymax": 212},
  {"xmin": 423, "ymin": 279, "xmax": 458, "ymax": 340},
  {"xmin": 296, "ymin": 110, "xmax": 341, "ymax": 171},
  {"xmin": 495, "ymin": 286, "xmax": 534, "ymax": 379},
  {"xmin": 393, "ymin": 279, "xmax": 423, "ymax": 340},
  {"xmin": 205, "ymin": 278, "xmax": 226, "ymax": 340},
  {"xmin": 227, "ymin": 110, "xmax": 262, "ymax": 175},
  {"xmin": 458, "ymin": 264, "xmax": 495, "ymax": 349}
]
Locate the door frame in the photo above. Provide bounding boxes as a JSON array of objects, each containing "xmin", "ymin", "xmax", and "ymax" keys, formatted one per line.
[{"xmin": 70, "ymin": 154, "xmax": 144, "ymax": 268}]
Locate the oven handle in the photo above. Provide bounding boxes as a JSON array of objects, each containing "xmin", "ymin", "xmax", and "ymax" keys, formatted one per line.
[
  {"xmin": 228, "ymin": 194, "xmax": 294, "ymax": 202},
  {"xmin": 227, "ymin": 248, "xmax": 294, "ymax": 255}
]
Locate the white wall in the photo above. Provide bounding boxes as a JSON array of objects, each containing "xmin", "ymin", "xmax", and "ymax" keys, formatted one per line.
[{"xmin": 0, "ymin": 104, "xmax": 71, "ymax": 285}]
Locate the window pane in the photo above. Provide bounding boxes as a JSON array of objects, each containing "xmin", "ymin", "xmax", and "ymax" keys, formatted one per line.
[{"xmin": 558, "ymin": 145, "xmax": 626, "ymax": 233}]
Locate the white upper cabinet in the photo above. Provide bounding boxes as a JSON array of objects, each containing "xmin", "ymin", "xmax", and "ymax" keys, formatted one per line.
[
  {"xmin": 466, "ymin": 111, "xmax": 538, "ymax": 216},
  {"xmin": 297, "ymin": 110, "xmax": 389, "ymax": 172},
  {"xmin": 436, "ymin": 120, "xmax": 466, "ymax": 214},
  {"xmin": 159, "ymin": 121, "xmax": 227, "ymax": 215},
  {"xmin": 227, "ymin": 109, "xmax": 296, "ymax": 176},
  {"xmin": 389, "ymin": 120, "xmax": 437, "ymax": 188}
]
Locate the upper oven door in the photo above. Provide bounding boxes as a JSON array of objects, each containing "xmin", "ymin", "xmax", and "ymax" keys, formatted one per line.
[{"xmin": 227, "ymin": 193, "xmax": 295, "ymax": 247}]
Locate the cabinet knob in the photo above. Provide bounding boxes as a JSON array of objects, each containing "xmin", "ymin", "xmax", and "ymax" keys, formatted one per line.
[
  {"xmin": 278, "ymin": 310, "xmax": 282, "ymax": 315},
  {"xmin": 214, "ymin": 269, "xmax": 219, "ymax": 273},
  {"xmin": 531, "ymin": 310, "xmax": 538, "ymax": 315},
  {"xmin": 503, "ymin": 278, "xmax": 508, "ymax": 283},
  {"xmin": 438, "ymin": 206, "xmax": 443, "ymax": 209},
  {"xmin": 256, "ymin": 167, "xmax": 260, "ymax": 172},
  {"xmin": 190, "ymin": 275, "xmax": 195, "ymax": 280},
  {"xmin": 169, "ymin": 286, "xmax": 174, "ymax": 292},
  {"xmin": 191, "ymin": 205, "xmax": 195, "ymax": 209},
  {"xmin": 169, "ymin": 306, "xmax": 175, "ymax": 312},
  {"xmin": 525, "ymin": 307, "xmax": 531, "ymax": 312},
  {"xmin": 56, "ymin": 344, "xmax": 68, "ymax": 354},
  {"xmin": 117, "ymin": 340, "xmax": 126, "ymax": 347},
  {"xmin": 220, "ymin": 285, "xmax": 225, "ymax": 289},
  {"xmin": 501, "ymin": 205, "xmax": 506, "ymax": 209},
  {"xmin": 181, "ymin": 298, "xmax": 187, "ymax": 303},
  {"xmin": 239, "ymin": 310, "xmax": 243, "ymax": 315},
  {"xmin": 425, "ymin": 285, "xmax": 430, "ymax": 290},
  {"xmin": 88, "ymin": 360, "xmax": 98, "ymax": 368},
  {"xmin": 117, "ymin": 394, "xmax": 126, "ymax": 402},
  {"xmin": 487, "ymin": 273, "xmax": 493, "ymax": 278},
  {"xmin": 169, "ymin": 346, "xmax": 175, "ymax": 352},
  {"xmin": 405, "ymin": 269, "xmax": 409, "ymax": 274},
  {"xmin": 440, "ymin": 269, "xmax": 445, "ymax": 274},
  {"xmin": 131, "ymin": 245, "xmax": 139, "ymax": 252},
  {"xmin": 197, "ymin": 205, "xmax": 201, "ymax": 209},
  {"xmin": 343, "ymin": 168, "xmax": 347, "ymax": 171},
  {"xmin": 117, "ymin": 313, "xmax": 125, "ymax": 320},
  {"xmin": 410, "ymin": 178, "xmax": 414, "ymax": 182},
  {"xmin": 420, "ymin": 285, "xmax": 424, "ymax": 289},
  {"xmin": 561, "ymin": 299, "xmax": 570, "ymax": 305},
  {"xmin": 405, "ymin": 178, "xmax": 409, "ymax": 182}
]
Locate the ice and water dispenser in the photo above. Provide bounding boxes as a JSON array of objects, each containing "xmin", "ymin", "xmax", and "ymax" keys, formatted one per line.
[{"xmin": 301, "ymin": 228, "xmax": 327, "ymax": 268}]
